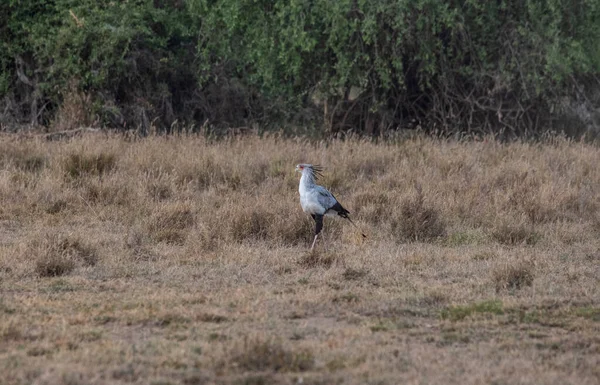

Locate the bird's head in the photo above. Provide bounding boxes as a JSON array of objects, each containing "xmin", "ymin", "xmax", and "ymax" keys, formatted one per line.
[
  {"xmin": 295, "ymin": 164, "xmax": 309, "ymax": 173},
  {"xmin": 295, "ymin": 164, "xmax": 324, "ymax": 179}
]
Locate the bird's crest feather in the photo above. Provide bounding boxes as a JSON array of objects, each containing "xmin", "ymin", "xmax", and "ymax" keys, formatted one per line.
[
  {"xmin": 297, "ymin": 163, "xmax": 324, "ymax": 180},
  {"xmin": 310, "ymin": 165, "xmax": 324, "ymax": 180}
]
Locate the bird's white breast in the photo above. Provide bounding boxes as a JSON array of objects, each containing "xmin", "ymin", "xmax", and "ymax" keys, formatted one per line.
[
  {"xmin": 299, "ymin": 174, "xmax": 327, "ymax": 215},
  {"xmin": 300, "ymin": 190, "xmax": 326, "ymax": 215}
]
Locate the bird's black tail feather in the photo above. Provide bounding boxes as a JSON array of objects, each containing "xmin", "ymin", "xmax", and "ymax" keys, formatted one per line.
[
  {"xmin": 345, "ymin": 216, "xmax": 367, "ymax": 238},
  {"xmin": 331, "ymin": 203, "xmax": 366, "ymax": 238}
]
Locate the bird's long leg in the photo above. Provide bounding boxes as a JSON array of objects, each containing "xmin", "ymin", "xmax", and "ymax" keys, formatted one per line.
[
  {"xmin": 311, "ymin": 214, "xmax": 324, "ymax": 250},
  {"xmin": 310, "ymin": 234, "xmax": 319, "ymax": 251}
]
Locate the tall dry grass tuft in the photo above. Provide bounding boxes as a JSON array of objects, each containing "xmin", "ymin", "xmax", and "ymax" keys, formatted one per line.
[
  {"xmin": 492, "ymin": 260, "xmax": 535, "ymax": 292},
  {"xmin": 52, "ymin": 81, "xmax": 95, "ymax": 131},
  {"xmin": 230, "ymin": 206, "xmax": 273, "ymax": 241},
  {"xmin": 391, "ymin": 185, "xmax": 445, "ymax": 242},
  {"xmin": 222, "ymin": 337, "xmax": 314, "ymax": 372},
  {"xmin": 63, "ymin": 152, "xmax": 116, "ymax": 180},
  {"xmin": 31, "ymin": 235, "xmax": 98, "ymax": 277},
  {"xmin": 199, "ymin": 192, "xmax": 313, "ymax": 247},
  {"xmin": 0, "ymin": 142, "xmax": 47, "ymax": 173},
  {"xmin": 298, "ymin": 250, "xmax": 341, "ymax": 268},
  {"xmin": 352, "ymin": 191, "xmax": 390, "ymax": 224},
  {"xmin": 491, "ymin": 216, "xmax": 541, "ymax": 245},
  {"xmin": 227, "ymin": 204, "xmax": 311, "ymax": 245},
  {"xmin": 146, "ymin": 203, "xmax": 196, "ymax": 244},
  {"xmin": 87, "ymin": 182, "xmax": 131, "ymax": 207}
]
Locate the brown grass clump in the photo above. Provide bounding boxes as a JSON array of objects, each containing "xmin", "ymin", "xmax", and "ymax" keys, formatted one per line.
[
  {"xmin": 391, "ymin": 186, "xmax": 445, "ymax": 242},
  {"xmin": 218, "ymin": 196, "xmax": 312, "ymax": 245},
  {"xmin": 124, "ymin": 227, "xmax": 159, "ymax": 261},
  {"xmin": 491, "ymin": 217, "xmax": 541, "ymax": 245},
  {"xmin": 423, "ymin": 288, "xmax": 450, "ymax": 306},
  {"xmin": 63, "ymin": 152, "xmax": 116, "ymax": 179},
  {"xmin": 298, "ymin": 250, "xmax": 340, "ymax": 268},
  {"xmin": 342, "ymin": 267, "xmax": 368, "ymax": 281},
  {"xmin": 225, "ymin": 337, "xmax": 314, "ymax": 372},
  {"xmin": 32, "ymin": 235, "xmax": 98, "ymax": 277},
  {"xmin": 52, "ymin": 80, "xmax": 95, "ymax": 131},
  {"xmin": 0, "ymin": 142, "xmax": 47, "ymax": 173},
  {"xmin": 269, "ymin": 212, "xmax": 314, "ymax": 246},
  {"xmin": 41, "ymin": 197, "xmax": 68, "ymax": 215},
  {"xmin": 492, "ymin": 261, "xmax": 535, "ymax": 292},
  {"xmin": 35, "ymin": 254, "xmax": 76, "ymax": 278},
  {"xmin": 174, "ymin": 159, "xmax": 227, "ymax": 191},
  {"xmin": 146, "ymin": 180, "xmax": 173, "ymax": 201},
  {"xmin": 230, "ymin": 207, "xmax": 273, "ymax": 242},
  {"xmin": 146, "ymin": 203, "xmax": 196, "ymax": 244},
  {"xmin": 352, "ymin": 191, "xmax": 390, "ymax": 223},
  {"xmin": 83, "ymin": 178, "xmax": 132, "ymax": 206}
]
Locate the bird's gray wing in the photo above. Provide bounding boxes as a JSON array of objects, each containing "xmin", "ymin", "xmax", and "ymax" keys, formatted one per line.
[{"xmin": 315, "ymin": 185, "xmax": 338, "ymax": 210}]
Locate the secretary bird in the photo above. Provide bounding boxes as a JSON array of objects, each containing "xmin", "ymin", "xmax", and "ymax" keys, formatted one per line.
[{"xmin": 295, "ymin": 164, "xmax": 366, "ymax": 250}]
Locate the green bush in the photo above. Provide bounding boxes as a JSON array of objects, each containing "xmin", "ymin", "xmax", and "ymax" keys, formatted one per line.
[{"xmin": 1, "ymin": 0, "xmax": 599, "ymax": 136}]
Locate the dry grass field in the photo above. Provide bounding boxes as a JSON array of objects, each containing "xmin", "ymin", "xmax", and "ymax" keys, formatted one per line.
[{"xmin": 0, "ymin": 132, "xmax": 599, "ymax": 385}]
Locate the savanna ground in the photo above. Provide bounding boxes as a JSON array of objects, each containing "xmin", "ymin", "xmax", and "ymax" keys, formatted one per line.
[{"xmin": 0, "ymin": 132, "xmax": 598, "ymax": 385}]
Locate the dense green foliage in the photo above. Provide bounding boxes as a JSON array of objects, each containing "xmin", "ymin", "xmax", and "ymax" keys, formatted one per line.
[{"xmin": 1, "ymin": 0, "xmax": 599, "ymax": 136}]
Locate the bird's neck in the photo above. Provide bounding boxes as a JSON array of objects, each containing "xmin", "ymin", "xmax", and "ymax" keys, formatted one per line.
[{"xmin": 299, "ymin": 172, "xmax": 316, "ymax": 191}]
